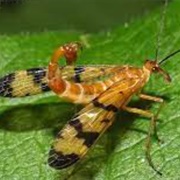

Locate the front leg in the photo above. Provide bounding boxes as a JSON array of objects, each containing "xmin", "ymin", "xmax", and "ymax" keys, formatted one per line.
[{"xmin": 139, "ymin": 93, "xmax": 163, "ymax": 103}]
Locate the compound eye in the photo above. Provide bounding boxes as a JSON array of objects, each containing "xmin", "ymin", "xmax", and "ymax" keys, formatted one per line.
[
  {"xmin": 152, "ymin": 67, "xmax": 156, "ymax": 71},
  {"xmin": 153, "ymin": 66, "xmax": 159, "ymax": 72}
]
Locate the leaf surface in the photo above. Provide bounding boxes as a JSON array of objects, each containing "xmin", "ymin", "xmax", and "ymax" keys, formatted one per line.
[{"xmin": 0, "ymin": 1, "xmax": 180, "ymax": 179}]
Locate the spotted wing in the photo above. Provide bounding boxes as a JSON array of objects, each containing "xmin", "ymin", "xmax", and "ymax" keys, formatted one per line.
[
  {"xmin": 47, "ymin": 78, "xmax": 130, "ymax": 169},
  {"xmin": 0, "ymin": 65, "xmax": 120, "ymax": 98},
  {"xmin": 48, "ymin": 103, "xmax": 116, "ymax": 169},
  {"xmin": 0, "ymin": 67, "xmax": 50, "ymax": 97}
]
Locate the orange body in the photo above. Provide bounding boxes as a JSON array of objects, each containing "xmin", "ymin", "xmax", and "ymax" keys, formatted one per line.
[
  {"xmin": 48, "ymin": 65, "xmax": 150, "ymax": 104},
  {"xmin": 48, "ymin": 43, "xmax": 153, "ymax": 104}
]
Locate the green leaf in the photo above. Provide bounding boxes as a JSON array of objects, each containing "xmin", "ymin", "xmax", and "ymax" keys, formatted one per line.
[{"xmin": 1, "ymin": 1, "xmax": 180, "ymax": 180}]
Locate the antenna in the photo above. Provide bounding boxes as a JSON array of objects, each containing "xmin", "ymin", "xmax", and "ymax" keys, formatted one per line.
[
  {"xmin": 154, "ymin": 0, "xmax": 168, "ymax": 61},
  {"xmin": 158, "ymin": 49, "xmax": 180, "ymax": 65}
]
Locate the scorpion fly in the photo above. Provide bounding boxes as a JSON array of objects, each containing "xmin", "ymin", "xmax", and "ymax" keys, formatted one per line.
[
  {"xmin": 47, "ymin": 42, "xmax": 180, "ymax": 175},
  {"xmin": 0, "ymin": 0, "xmax": 179, "ymax": 177},
  {"xmin": 47, "ymin": 0, "xmax": 179, "ymax": 175}
]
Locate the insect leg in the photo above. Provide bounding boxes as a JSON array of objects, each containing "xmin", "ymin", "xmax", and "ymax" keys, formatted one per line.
[
  {"xmin": 139, "ymin": 93, "xmax": 164, "ymax": 142},
  {"xmin": 122, "ymin": 105, "xmax": 162, "ymax": 175},
  {"xmin": 138, "ymin": 94, "xmax": 165, "ymax": 175},
  {"xmin": 138, "ymin": 94, "xmax": 163, "ymax": 103},
  {"xmin": 121, "ymin": 106, "xmax": 153, "ymax": 118}
]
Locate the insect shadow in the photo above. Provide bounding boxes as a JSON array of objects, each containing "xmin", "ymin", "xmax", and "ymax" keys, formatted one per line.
[{"xmin": 0, "ymin": 102, "xmax": 79, "ymax": 132}]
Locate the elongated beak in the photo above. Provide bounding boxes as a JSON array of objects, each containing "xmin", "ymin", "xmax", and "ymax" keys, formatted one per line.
[{"xmin": 157, "ymin": 67, "xmax": 171, "ymax": 82}]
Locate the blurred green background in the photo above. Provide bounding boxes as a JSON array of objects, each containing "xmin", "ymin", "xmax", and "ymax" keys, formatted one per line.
[{"xmin": 0, "ymin": 0, "xmax": 164, "ymax": 34}]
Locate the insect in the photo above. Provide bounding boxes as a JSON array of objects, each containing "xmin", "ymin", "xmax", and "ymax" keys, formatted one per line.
[
  {"xmin": 0, "ymin": 41, "xmax": 173, "ymax": 175},
  {"xmin": 0, "ymin": 0, "xmax": 178, "ymax": 176},
  {"xmin": 46, "ymin": 42, "xmax": 180, "ymax": 175},
  {"xmin": 1, "ymin": 43, "xmax": 180, "ymax": 176}
]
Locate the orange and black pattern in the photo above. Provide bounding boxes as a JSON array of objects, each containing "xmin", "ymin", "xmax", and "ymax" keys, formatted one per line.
[
  {"xmin": 48, "ymin": 76, "xmax": 143, "ymax": 169},
  {"xmin": 0, "ymin": 65, "xmax": 118, "ymax": 98},
  {"xmin": 48, "ymin": 99, "xmax": 116, "ymax": 169},
  {"xmin": 0, "ymin": 67, "xmax": 49, "ymax": 97}
]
